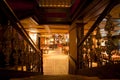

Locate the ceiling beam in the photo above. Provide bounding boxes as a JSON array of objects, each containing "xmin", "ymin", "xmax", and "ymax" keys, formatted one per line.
[{"xmin": 71, "ymin": 0, "xmax": 93, "ymax": 21}]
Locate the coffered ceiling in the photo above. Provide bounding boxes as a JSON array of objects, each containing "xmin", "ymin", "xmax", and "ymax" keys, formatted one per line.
[{"xmin": 39, "ymin": 0, "xmax": 73, "ymax": 7}]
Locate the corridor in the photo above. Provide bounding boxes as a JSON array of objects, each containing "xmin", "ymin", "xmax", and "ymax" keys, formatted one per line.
[{"xmin": 43, "ymin": 47, "xmax": 69, "ymax": 75}]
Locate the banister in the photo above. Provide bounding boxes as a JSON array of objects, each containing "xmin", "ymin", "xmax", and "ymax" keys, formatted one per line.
[{"xmin": 0, "ymin": 0, "xmax": 41, "ymax": 53}]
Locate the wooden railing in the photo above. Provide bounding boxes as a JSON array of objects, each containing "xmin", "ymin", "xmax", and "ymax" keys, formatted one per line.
[{"xmin": 0, "ymin": 0, "xmax": 43, "ymax": 74}]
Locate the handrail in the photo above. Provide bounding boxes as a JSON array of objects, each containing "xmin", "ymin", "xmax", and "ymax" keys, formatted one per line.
[
  {"xmin": 0, "ymin": 0, "xmax": 41, "ymax": 53},
  {"xmin": 0, "ymin": 0, "xmax": 43, "ymax": 73}
]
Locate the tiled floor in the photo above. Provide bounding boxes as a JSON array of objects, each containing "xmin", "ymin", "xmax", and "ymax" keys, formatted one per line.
[{"xmin": 43, "ymin": 47, "xmax": 68, "ymax": 75}]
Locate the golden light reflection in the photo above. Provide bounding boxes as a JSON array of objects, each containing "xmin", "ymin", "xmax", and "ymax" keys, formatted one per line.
[{"xmin": 29, "ymin": 32, "xmax": 37, "ymax": 44}]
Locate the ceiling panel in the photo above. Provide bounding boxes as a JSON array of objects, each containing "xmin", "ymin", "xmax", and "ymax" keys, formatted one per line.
[{"xmin": 20, "ymin": 17, "xmax": 69, "ymax": 34}]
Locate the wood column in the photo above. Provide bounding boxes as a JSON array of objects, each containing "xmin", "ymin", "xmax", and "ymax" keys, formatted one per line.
[
  {"xmin": 76, "ymin": 23, "xmax": 84, "ymax": 69},
  {"xmin": 69, "ymin": 23, "xmax": 77, "ymax": 74},
  {"xmin": 69, "ymin": 20, "xmax": 84, "ymax": 74}
]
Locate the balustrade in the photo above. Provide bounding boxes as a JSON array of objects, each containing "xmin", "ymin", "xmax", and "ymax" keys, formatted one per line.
[
  {"xmin": 0, "ymin": 22, "xmax": 42, "ymax": 73},
  {"xmin": 0, "ymin": 0, "xmax": 42, "ymax": 73}
]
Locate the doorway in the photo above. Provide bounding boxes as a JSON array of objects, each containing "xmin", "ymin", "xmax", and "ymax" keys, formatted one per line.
[{"xmin": 41, "ymin": 33, "xmax": 69, "ymax": 75}]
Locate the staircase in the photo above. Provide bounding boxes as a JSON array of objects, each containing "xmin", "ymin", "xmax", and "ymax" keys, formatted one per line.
[
  {"xmin": 1, "ymin": 63, "xmax": 120, "ymax": 80},
  {"xmin": 0, "ymin": 69, "xmax": 99, "ymax": 80},
  {"xmin": 10, "ymin": 75, "xmax": 99, "ymax": 80}
]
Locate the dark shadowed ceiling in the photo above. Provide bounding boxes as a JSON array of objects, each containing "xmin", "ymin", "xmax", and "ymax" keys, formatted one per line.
[
  {"xmin": 0, "ymin": 0, "xmax": 120, "ymax": 35},
  {"xmin": 2, "ymin": 0, "xmax": 85, "ymax": 34},
  {"xmin": 5, "ymin": 0, "xmax": 94, "ymax": 24},
  {"xmin": 6, "ymin": 0, "xmax": 75, "ymax": 24}
]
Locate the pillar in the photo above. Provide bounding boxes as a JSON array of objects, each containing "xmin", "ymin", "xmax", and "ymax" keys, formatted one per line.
[
  {"xmin": 69, "ymin": 20, "xmax": 84, "ymax": 74},
  {"xmin": 76, "ymin": 23, "xmax": 84, "ymax": 69}
]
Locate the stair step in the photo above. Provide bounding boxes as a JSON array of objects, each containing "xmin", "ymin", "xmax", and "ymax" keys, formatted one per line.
[{"xmin": 11, "ymin": 75, "xmax": 99, "ymax": 80}]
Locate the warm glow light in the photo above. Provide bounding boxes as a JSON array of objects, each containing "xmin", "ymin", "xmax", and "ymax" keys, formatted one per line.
[
  {"xmin": 29, "ymin": 32, "xmax": 37, "ymax": 44},
  {"xmin": 44, "ymin": 25, "xmax": 51, "ymax": 34},
  {"xmin": 50, "ymin": 38, "xmax": 54, "ymax": 42},
  {"xmin": 29, "ymin": 28, "xmax": 38, "ymax": 33},
  {"xmin": 30, "ymin": 17, "xmax": 38, "ymax": 25},
  {"xmin": 101, "ymin": 40, "xmax": 106, "ymax": 46}
]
